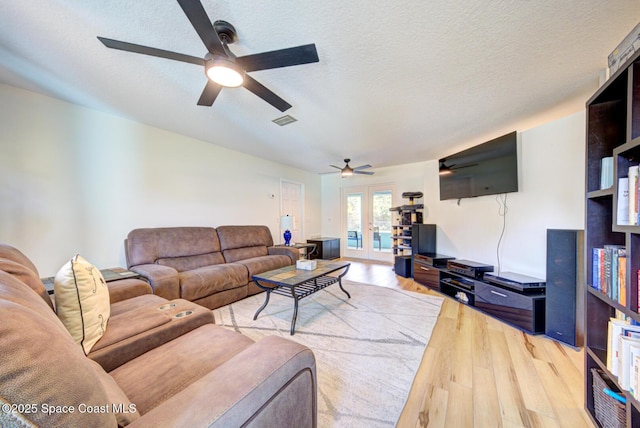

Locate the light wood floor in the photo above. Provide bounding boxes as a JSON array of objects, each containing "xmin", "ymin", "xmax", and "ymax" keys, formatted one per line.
[{"xmin": 341, "ymin": 258, "xmax": 594, "ymax": 428}]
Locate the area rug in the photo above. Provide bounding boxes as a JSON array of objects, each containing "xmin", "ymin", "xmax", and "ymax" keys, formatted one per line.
[{"xmin": 213, "ymin": 280, "xmax": 444, "ymax": 427}]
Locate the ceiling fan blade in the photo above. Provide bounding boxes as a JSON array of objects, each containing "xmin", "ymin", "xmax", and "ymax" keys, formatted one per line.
[
  {"xmin": 329, "ymin": 165, "xmax": 343, "ymax": 170},
  {"xmin": 236, "ymin": 44, "xmax": 319, "ymax": 72},
  {"xmin": 176, "ymin": 0, "xmax": 225, "ymax": 55},
  {"xmin": 242, "ymin": 75, "xmax": 292, "ymax": 112},
  {"xmin": 353, "ymin": 164, "xmax": 372, "ymax": 170},
  {"xmin": 197, "ymin": 80, "xmax": 222, "ymax": 106},
  {"xmin": 97, "ymin": 37, "xmax": 205, "ymax": 66},
  {"xmin": 354, "ymin": 171, "xmax": 375, "ymax": 175}
]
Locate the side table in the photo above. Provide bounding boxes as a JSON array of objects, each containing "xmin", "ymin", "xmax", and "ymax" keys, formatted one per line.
[
  {"xmin": 274, "ymin": 243, "xmax": 318, "ymax": 259},
  {"xmin": 41, "ymin": 267, "xmax": 143, "ymax": 295},
  {"xmin": 306, "ymin": 238, "xmax": 340, "ymax": 260}
]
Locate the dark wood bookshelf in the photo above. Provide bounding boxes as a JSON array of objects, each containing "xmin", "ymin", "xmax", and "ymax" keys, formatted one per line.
[{"xmin": 585, "ymin": 48, "xmax": 640, "ymax": 427}]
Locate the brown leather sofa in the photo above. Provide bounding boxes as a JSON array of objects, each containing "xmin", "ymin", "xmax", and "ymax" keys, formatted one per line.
[
  {"xmin": 125, "ymin": 225, "xmax": 298, "ymax": 309},
  {"xmin": 0, "ymin": 244, "xmax": 317, "ymax": 427},
  {"xmin": 0, "ymin": 244, "xmax": 214, "ymax": 372}
]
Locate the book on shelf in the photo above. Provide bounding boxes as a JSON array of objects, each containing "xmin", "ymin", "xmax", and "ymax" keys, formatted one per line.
[
  {"xmin": 592, "ymin": 245, "xmax": 626, "ymax": 302},
  {"xmin": 634, "ymin": 355, "xmax": 640, "ymax": 399},
  {"xmin": 619, "ymin": 255, "xmax": 627, "ymax": 306},
  {"xmin": 619, "ymin": 335, "xmax": 640, "ymax": 391},
  {"xmin": 618, "ymin": 177, "xmax": 630, "ymax": 225},
  {"xmin": 607, "ymin": 318, "xmax": 640, "ymax": 389},
  {"xmin": 638, "ymin": 269, "xmax": 640, "ymax": 312},
  {"xmin": 630, "ymin": 165, "xmax": 639, "ymax": 226},
  {"xmin": 601, "ymin": 156, "xmax": 614, "ymax": 189},
  {"xmin": 608, "ymin": 318, "xmax": 630, "ymax": 376}
]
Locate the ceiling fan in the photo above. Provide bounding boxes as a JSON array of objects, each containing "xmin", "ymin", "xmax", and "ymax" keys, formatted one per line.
[
  {"xmin": 438, "ymin": 160, "xmax": 477, "ymax": 175},
  {"xmin": 330, "ymin": 159, "xmax": 374, "ymax": 177},
  {"xmin": 97, "ymin": 0, "xmax": 319, "ymax": 112}
]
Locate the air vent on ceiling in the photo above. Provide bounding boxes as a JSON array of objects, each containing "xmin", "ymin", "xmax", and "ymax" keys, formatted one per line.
[{"xmin": 272, "ymin": 115, "xmax": 297, "ymax": 126}]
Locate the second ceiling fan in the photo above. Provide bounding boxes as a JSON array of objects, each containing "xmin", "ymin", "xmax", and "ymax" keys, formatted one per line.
[
  {"xmin": 330, "ymin": 159, "xmax": 374, "ymax": 177},
  {"xmin": 97, "ymin": 0, "xmax": 319, "ymax": 112}
]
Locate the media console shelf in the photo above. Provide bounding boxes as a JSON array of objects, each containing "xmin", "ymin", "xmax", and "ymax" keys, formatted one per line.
[
  {"xmin": 414, "ymin": 256, "xmax": 546, "ymax": 335},
  {"xmin": 584, "ymin": 47, "xmax": 640, "ymax": 426}
]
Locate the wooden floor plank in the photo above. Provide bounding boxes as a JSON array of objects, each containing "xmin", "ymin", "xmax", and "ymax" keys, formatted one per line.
[
  {"xmin": 473, "ymin": 365, "xmax": 502, "ymax": 427},
  {"xmin": 504, "ymin": 329, "xmax": 556, "ymax": 418},
  {"xmin": 488, "ymin": 327, "xmax": 533, "ymax": 427},
  {"xmin": 445, "ymin": 381, "xmax": 474, "ymax": 427},
  {"xmin": 452, "ymin": 304, "xmax": 474, "ymax": 388},
  {"xmin": 531, "ymin": 358, "xmax": 592, "ymax": 428},
  {"xmin": 418, "ymin": 383, "xmax": 449, "ymax": 428},
  {"xmin": 339, "ymin": 258, "xmax": 594, "ymax": 427}
]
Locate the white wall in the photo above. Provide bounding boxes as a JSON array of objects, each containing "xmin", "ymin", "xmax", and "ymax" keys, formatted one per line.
[
  {"xmin": 428, "ymin": 111, "xmax": 585, "ymax": 278},
  {"xmin": 321, "ymin": 111, "xmax": 586, "ymax": 279},
  {"xmin": 1, "ymin": 82, "xmax": 586, "ymax": 280},
  {"xmin": 0, "ymin": 84, "xmax": 321, "ymax": 276},
  {"xmin": 321, "ymin": 161, "xmax": 429, "ymax": 238}
]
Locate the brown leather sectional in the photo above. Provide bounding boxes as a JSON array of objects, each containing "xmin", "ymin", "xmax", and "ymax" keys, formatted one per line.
[
  {"xmin": 0, "ymin": 243, "xmax": 317, "ymax": 427},
  {"xmin": 125, "ymin": 225, "xmax": 299, "ymax": 309}
]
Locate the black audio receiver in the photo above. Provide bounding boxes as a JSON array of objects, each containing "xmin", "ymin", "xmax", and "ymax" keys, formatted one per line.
[{"xmin": 446, "ymin": 259, "xmax": 494, "ymax": 280}]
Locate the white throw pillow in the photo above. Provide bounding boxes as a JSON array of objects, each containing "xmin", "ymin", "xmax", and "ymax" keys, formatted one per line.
[{"xmin": 54, "ymin": 255, "xmax": 110, "ymax": 354}]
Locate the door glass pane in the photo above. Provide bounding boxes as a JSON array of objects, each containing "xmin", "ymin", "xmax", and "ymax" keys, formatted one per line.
[
  {"xmin": 346, "ymin": 193, "xmax": 363, "ymax": 249},
  {"xmin": 371, "ymin": 190, "xmax": 392, "ymax": 252}
]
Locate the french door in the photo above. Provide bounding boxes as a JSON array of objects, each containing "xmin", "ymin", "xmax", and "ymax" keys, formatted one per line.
[{"xmin": 342, "ymin": 184, "xmax": 395, "ymax": 262}]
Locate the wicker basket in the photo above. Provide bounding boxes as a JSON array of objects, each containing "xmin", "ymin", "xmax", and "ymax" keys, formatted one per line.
[{"xmin": 591, "ymin": 368, "xmax": 626, "ymax": 428}]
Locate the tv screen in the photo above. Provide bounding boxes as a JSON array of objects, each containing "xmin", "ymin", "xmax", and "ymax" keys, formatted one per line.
[{"xmin": 438, "ymin": 131, "xmax": 518, "ymax": 201}]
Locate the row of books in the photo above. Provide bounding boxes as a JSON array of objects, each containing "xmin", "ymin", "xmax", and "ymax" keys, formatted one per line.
[
  {"xmin": 593, "ymin": 245, "xmax": 627, "ymax": 305},
  {"xmin": 618, "ymin": 165, "xmax": 640, "ymax": 226},
  {"xmin": 608, "ymin": 317, "xmax": 640, "ymax": 399}
]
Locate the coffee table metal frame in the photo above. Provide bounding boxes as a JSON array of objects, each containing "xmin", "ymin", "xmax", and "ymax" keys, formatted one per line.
[{"xmin": 252, "ymin": 261, "xmax": 351, "ymax": 335}]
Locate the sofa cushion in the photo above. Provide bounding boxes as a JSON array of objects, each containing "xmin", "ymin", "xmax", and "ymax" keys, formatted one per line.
[
  {"xmin": 109, "ymin": 293, "xmax": 167, "ymax": 317},
  {"xmin": 89, "ymin": 296, "xmax": 214, "ymax": 372},
  {"xmin": 110, "ymin": 324, "xmax": 254, "ymax": 415},
  {"xmin": 217, "ymin": 225, "xmax": 275, "ymax": 262},
  {"xmin": 0, "ymin": 272, "xmax": 117, "ymax": 427},
  {"xmin": 91, "ymin": 304, "xmax": 170, "ymax": 352},
  {"xmin": 126, "ymin": 227, "xmax": 222, "ymax": 267},
  {"xmin": 87, "ymin": 359, "xmax": 141, "ymax": 425},
  {"xmin": 54, "ymin": 255, "xmax": 111, "ymax": 354},
  {"xmin": 223, "ymin": 246, "xmax": 268, "ymax": 263},
  {"xmin": 107, "ymin": 277, "xmax": 153, "ymax": 303},
  {"xmin": 0, "ymin": 243, "xmax": 40, "ymax": 275},
  {"xmin": 179, "ymin": 263, "xmax": 249, "ymax": 301},
  {"xmin": 236, "ymin": 254, "xmax": 294, "ymax": 278},
  {"xmin": 0, "ymin": 257, "xmax": 54, "ymax": 311},
  {"xmin": 158, "ymin": 252, "xmax": 225, "ymax": 271}
]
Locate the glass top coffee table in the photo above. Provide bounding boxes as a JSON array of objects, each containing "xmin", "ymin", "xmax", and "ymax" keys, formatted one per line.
[{"xmin": 252, "ymin": 261, "xmax": 351, "ymax": 335}]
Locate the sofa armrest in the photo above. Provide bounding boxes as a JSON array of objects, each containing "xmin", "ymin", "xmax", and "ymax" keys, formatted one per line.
[
  {"xmin": 107, "ymin": 278, "xmax": 152, "ymax": 304},
  {"xmin": 129, "ymin": 335, "xmax": 317, "ymax": 427},
  {"xmin": 129, "ymin": 264, "xmax": 180, "ymax": 300},
  {"xmin": 268, "ymin": 246, "xmax": 299, "ymax": 263}
]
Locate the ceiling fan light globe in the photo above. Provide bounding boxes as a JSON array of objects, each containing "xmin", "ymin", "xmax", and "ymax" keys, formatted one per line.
[
  {"xmin": 341, "ymin": 167, "xmax": 354, "ymax": 177},
  {"xmin": 206, "ymin": 58, "xmax": 244, "ymax": 87}
]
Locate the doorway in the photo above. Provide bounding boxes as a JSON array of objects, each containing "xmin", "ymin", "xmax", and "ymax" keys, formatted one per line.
[
  {"xmin": 342, "ymin": 184, "xmax": 394, "ymax": 262},
  {"xmin": 280, "ymin": 179, "xmax": 304, "ymax": 245}
]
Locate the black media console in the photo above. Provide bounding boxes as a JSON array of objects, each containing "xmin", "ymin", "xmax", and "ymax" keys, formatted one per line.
[{"xmin": 413, "ymin": 254, "xmax": 546, "ymax": 334}]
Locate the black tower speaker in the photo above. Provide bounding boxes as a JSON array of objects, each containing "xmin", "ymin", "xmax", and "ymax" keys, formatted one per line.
[
  {"xmin": 545, "ymin": 229, "xmax": 584, "ymax": 347},
  {"xmin": 412, "ymin": 224, "xmax": 436, "ymax": 254},
  {"xmin": 409, "ymin": 224, "xmax": 436, "ymax": 277}
]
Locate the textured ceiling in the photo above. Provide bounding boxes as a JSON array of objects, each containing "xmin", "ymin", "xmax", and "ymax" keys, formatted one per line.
[{"xmin": 1, "ymin": 1, "xmax": 638, "ymax": 174}]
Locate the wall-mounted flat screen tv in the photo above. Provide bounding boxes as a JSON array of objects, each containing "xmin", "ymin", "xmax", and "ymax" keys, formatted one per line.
[{"xmin": 439, "ymin": 131, "xmax": 518, "ymax": 201}]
